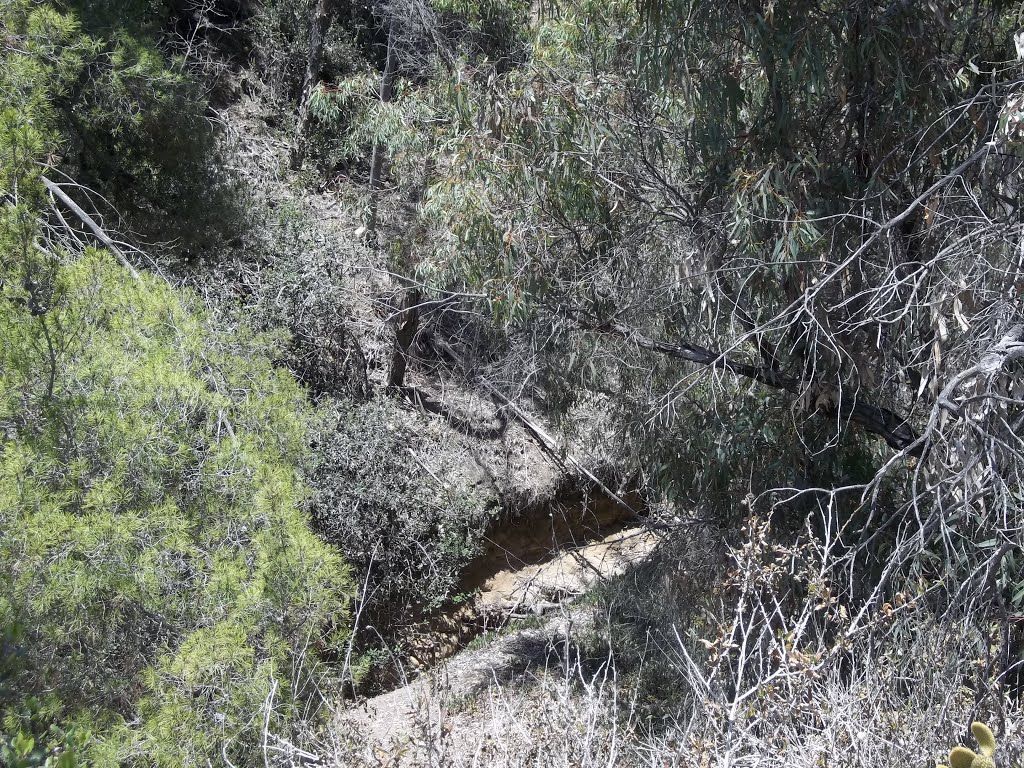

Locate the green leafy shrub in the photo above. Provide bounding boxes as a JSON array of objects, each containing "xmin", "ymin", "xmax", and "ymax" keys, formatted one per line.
[
  {"xmin": 65, "ymin": 20, "xmax": 244, "ymax": 261},
  {"xmin": 0, "ymin": 8, "xmax": 353, "ymax": 758},
  {"xmin": 0, "ymin": 245, "xmax": 352, "ymax": 764},
  {"xmin": 251, "ymin": 0, "xmax": 369, "ymax": 104},
  {"xmin": 0, "ymin": 693, "xmax": 88, "ymax": 768},
  {"xmin": 310, "ymin": 397, "xmax": 494, "ymax": 631},
  {"xmin": 2, "ymin": 0, "xmax": 245, "ymax": 264}
]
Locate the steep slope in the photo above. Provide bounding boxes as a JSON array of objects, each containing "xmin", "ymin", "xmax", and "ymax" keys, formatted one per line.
[{"xmin": 208, "ymin": 82, "xmax": 661, "ymax": 696}]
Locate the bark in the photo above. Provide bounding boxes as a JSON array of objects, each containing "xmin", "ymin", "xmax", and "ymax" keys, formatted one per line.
[
  {"xmin": 387, "ymin": 288, "xmax": 421, "ymax": 389},
  {"xmin": 367, "ymin": 24, "xmax": 399, "ymax": 233},
  {"xmin": 42, "ymin": 177, "xmax": 142, "ymax": 282},
  {"xmin": 290, "ymin": 0, "xmax": 332, "ymax": 170}
]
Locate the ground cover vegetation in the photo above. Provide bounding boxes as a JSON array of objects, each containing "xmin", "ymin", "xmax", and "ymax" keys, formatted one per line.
[{"xmin": 4, "ymin": 0, "xmax": 1024, "ymax": 765}]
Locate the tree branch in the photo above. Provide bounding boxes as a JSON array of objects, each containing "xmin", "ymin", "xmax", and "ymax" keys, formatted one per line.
[
  {"xmin": 575, "ymin": 315, "xmax": 920, "ymax": 454},
  {"xmin": 42, "ymin": 177, "xmax": 142, "ymax": 282}
]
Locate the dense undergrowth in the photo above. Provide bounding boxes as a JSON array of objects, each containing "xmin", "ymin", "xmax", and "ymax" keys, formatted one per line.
[
  {"xmin": 4, "ymin": 0, "xmax": 1024, "ymax": 766},
  {"xmin": 0, "ymin": 3, "xmax": 350, "ymax": 764}
]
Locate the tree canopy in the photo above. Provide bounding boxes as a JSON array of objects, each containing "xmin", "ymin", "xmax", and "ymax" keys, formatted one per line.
[
  {"xmin": 386, "ymin": 0, "xmax": 1024, "ymax": 607},
  {"xmin": 316, "ymin": 0, "xmax": 1024, "ymax": 708},
  {"xmin": 0, "ymin": 3, "xmax": 350, "ymax": 764}
]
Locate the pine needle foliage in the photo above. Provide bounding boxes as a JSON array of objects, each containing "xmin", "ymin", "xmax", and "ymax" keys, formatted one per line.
[{"xmin": 0, "ymin": 3, "xmax": 352, "ymax": 764}]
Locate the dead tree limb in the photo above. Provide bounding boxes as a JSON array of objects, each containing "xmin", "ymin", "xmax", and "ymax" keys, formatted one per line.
[
  {"xmin": 575, "ymin": 315, "xmax": 921, "ymax": 455},
  {"xmin": 42, "ymin": 177, "xmax": 142, "ymax": 282}
]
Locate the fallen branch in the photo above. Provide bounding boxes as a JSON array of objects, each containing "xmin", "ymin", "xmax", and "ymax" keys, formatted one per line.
[
  {"xmin": 479, "ymin": 378, "xmax": 643, "ymax": 517},
  {"xmin": 42, "ymin": 177, "xmax": 142, "ymax": 282}
]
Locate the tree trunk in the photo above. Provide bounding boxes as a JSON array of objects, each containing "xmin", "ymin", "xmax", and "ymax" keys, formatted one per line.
[
  {"xmin": 367, "ymin": 23, "xmax": 398, "ymax": 233},
  {"xmin": 388, "ymin": 288, "xmax": 421, "ymax": 389},
  {"xmin": 290, "ymin": 0, "xmax": 332, "ymax": 170}
]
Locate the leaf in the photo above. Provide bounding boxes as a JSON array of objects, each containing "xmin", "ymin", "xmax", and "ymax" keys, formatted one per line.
[
  {"xmin": 949, "ymin": 747, "xmax": 976, "ymax": 768},
  {"xmin": 12, "ymin": 732, "xmax": 34, "ymax": 757},
  {"xmin": 953, "ymin": 296, "xmax": 970, "ymax": 332},
  {"xmin": 1013, "ymin": 582, "xmax": 1024, "ymax": 609}
]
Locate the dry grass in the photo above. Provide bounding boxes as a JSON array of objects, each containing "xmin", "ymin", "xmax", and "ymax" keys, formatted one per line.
[
  {"xmin": 304, "ymin": 604, "xmax": 1021, "ymax": 768},
  {"xmin": 304, "ymin": 507, "xmax": 1024, "ymax": 768}
]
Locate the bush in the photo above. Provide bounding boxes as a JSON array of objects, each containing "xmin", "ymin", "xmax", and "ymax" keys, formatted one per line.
[
  {"xmin": 65, "ymin": 22, "xmax": 245, "ymax": 261},
  {"xmin": 242, "ymin": 203, "xmax": 371, "ymax": 400},
  {"xmin": 310, "ymin": 397, "xmax": 495, "ymax": 643},
  {"xmin": 3, "ymin": 0, "xmax": 248, "ymax": 264},
  {"xmin": 0, "ymin": 11, "xmax": 353, "ymax": 757},
  {"xmin": 250, "ymin": 0, "xmax": 369, "ymax": 104},
  {"xmin": 0, "ymin": 247, "xmax": 353, "ymax": 764}
]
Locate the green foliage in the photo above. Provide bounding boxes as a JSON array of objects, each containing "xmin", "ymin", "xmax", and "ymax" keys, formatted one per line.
[
  {"xmin": 0, "ymin": 3, "xmax": 86, "ymax": 127},
  {"xmin": 65, "ymin": 0, "xmax": 171, "ymax": 34},
  {"xmin": 2, "ymin": 0, "xmax": 243, "ymax": 264},
  {"xmin": 0, "ymin": 245, "xmax": 352, "ymax": 763},
  {"xmin": 69, "ymin": 23, "xmax": 243, "ymax": 258},
  {"xmin": 309, "ymin": 76, "xmax": 374, "ymax": 127},
  {"xmin": 255, "ymin": 0, "xmax": 529, "ymax": 178},
  {"xmin": 430, "ymin": 0, "xmax": 529, "ymax": 67},
  {"xmin": 0, "ymin": 7, "xmax": 353, "ymax": 760},
  {"xmin": 0, "ymin": 693, "xmax": 87, "ymax": 768},
  {"xmin": 251, "ymin": 0, "xmax": 372, "ymax": 103},
  {"xmin": 400, "ymin": 0, "xmax": 1024, "ymax": 559},
  {"xmin": 413, "ymin": 12, "xmax": 658, "ymax": 322},
  {"xmin": 310, "ymin": 397, "xmax": 494, "ymax": 623}
]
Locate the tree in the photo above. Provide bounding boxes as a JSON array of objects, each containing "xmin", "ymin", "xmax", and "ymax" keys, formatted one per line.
[
  {"xmin": 0, "ymin": 3, "xmax": 351, "ymax": 763},
  {"xmin": 392, "ymin": 0, "xmax": 1024, "ymax": 692},
  {"xmin": 291, "ymin": 0, "xmax": 335, "ymax": 169},
  {"xmin": 27, "ymin": 0, "xmax": 247, "ymax": 264}
]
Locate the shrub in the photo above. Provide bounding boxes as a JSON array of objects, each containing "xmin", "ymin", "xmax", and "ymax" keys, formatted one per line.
[
  {"xmin": 65, "ymin": 19, "xmax": 245, "ymax": 262},
  {"xmin": 242, "ymin": 204, "xmax": 371, "ymax": 401},
  {"xmin": 310, "ymin": 397, "xmax": 495, "ymax": 641},
  {"xmin": 250, "ymin": 0, "xmax": 369, "ymax": 104},
  {"xmin": 0, "ymin": 246, "xmax": 353, "ymax": 764},
  {"xmin": 0, "ymin": 9, "xmax": 353, "ymax": 758},
  {"xmin": 1, "ymin": 0, "xmax": 247, "ymax": 264}
]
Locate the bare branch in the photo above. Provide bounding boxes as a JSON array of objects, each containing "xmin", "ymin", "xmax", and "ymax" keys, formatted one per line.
[
  {"xmin": 573, "ymin": 313, "xmax": 920, "ymax": 453},
  {"xmin": 42, "ymin": 176, "xmax": 142, "ymax": 282}
]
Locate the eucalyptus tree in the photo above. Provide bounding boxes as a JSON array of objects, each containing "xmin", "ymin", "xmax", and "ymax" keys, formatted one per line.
[
  {"xmin": 291, "ymin": 0, "xmax": 335, "ymax": 168},
  {"xmin": 400, "ymin": 0, "xmax": 1024, "ymax": 697}
]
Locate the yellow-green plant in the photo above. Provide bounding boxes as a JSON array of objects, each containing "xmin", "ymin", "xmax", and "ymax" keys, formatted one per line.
[
  {"xmin": 0, "ymin": 5, "xmax": 353, "ymax": 763},
  {"xmin": 944, "ymin": 722, "xmax": 997, "ymax": 768}
]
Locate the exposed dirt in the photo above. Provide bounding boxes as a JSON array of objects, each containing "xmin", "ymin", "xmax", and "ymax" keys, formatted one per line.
[
  {"xmin": 339, "ymin": 609, "xmax": 588, "ymax": 766},
  {"xmin": 475, "ymin": 524, "xmax": 657, "ymax": 613},
  {"xmin": 395, "ymin": 489, "xmax": 654, "ymax": 671},
  {"xmin": 351, "ymin": 488, "xmax": 660, "ymax": 762},
  {"xmin": 464, "ymin": 491, "xmax": 652, "ymax": 612}
]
